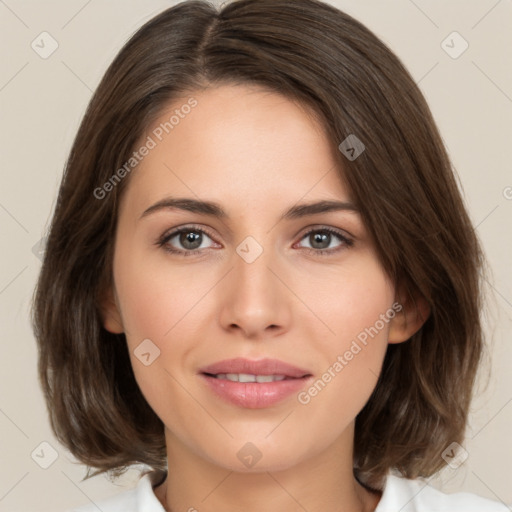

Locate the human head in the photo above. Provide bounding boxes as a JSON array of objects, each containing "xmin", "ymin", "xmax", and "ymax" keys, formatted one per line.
[{"xmin": 32, "ymin": 0, "xmax": 484, "ymax": 490}]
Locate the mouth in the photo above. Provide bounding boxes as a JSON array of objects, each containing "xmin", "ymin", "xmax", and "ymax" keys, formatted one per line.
[{"xmin": 198, "ymin": 358, "xmax": 313, "ymax": 409}]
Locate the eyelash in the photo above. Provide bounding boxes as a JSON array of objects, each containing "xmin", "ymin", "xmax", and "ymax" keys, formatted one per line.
[{"xmin": 156, "ymin": 224, "xmax": 354, "ymax": 258}]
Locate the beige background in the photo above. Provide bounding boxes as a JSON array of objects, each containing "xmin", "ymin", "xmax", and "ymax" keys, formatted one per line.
[{"xmin": 0, "ymin": 0, "xmax": 511, "ymax": 511}]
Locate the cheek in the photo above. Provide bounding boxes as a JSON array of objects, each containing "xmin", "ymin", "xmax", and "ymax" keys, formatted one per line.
[
  {"xmin": 113, "ymin": 244, "xmax": 202, "ymax": 342},
  {"xmin": 295, "ymin": 255, "xmax": 394, "ymax": 353},
  {"xmin": 112, "ymin": 247, "xmax": 202, "ymax": 417},
  {"xmin": 112, "ymin": 244, "xmax": 216, "ymax": 396},
  {"xmin": 293, "ymin": 257, "xmax": 394, "ymax": 405}
]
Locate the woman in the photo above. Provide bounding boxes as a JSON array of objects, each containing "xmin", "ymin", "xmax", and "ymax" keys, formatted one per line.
[{"xmin": 32, "ymin": 0, "xmax": 509, "ymax": 510}]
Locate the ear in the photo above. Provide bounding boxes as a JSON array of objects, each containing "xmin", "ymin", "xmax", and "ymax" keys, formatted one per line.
[
  {"xmin": 388, "ymin": 287, "xmax": 430, "ymax": 344},
  {"xmin": 98, "ymin": 285, "xmax": 124, "ymax": 334}
]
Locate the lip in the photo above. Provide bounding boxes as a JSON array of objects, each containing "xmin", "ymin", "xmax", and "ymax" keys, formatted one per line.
[
  {"xmin": 198, "ymin": 358, "xmax": 313, "ymax": 409},
  {"xmin": 199, "ymin": 357, "xmax": 311, "ymax": 378}
]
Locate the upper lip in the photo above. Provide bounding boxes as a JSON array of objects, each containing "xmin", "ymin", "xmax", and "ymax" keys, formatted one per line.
[{"xmin": 199, "ymin": 358, "xmax": 312, "ymax": 378}]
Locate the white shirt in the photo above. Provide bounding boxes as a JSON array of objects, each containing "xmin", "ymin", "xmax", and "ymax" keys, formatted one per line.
[{"xmin": 68, "ymin": 470, "xmax": 510, "ymax": 512}]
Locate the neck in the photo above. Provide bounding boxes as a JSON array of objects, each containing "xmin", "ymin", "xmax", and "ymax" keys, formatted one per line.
[{"xmin": 154, "ymin": 427, "xmax": 381, "ymax": 512}]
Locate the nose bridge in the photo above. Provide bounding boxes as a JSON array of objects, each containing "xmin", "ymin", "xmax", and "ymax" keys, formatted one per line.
[
  {"xmin": 219, "ymin": 232, "xmax": 290, "ymax": 335},
  {"xmin": 233, "ymin": 233, "xmax": 278, "ymax": 296}
]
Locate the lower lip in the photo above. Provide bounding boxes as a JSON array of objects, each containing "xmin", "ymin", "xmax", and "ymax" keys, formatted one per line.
[{"xmin": 200, "ymin": 374, "xmax": 312, "ymax": 409}]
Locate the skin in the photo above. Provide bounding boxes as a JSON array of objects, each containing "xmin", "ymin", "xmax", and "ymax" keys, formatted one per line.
[{"xmin": 101, "ymin": 84, "xmax": 428, "ymax": 512}]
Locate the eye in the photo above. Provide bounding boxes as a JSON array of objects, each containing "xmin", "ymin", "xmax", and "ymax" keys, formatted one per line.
[
  {"xmin": 157, "ymin": 225, "xmax": 354, "ymax": 257},
  {"xmin": 157, "ymin": 225, "xmax": 218, "ymax": 257},
  {"xmin": 295, "ymin": 227, "xmax": 354, "ymax": 256}
]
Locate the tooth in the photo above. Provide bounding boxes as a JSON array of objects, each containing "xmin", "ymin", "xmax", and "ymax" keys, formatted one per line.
[
  {"xmin": 255, "ymin": 375, "xmax": 274, "ymax": 383},
  {"xmin": 238, "ymin": 373, "xmax": 257, "ymax": 383},
  {"xmin": 214, "ymin": 373, "xmax": 289, "ymax": 382}
]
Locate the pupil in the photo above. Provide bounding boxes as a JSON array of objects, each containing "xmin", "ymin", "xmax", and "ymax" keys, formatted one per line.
[
  {"xmin": 181, "ymin": 231, "xmax": 201, "ymax": 249},
  {"xmin": 312, "ymin": 232, "xmax": 329, "ymax": 249}
]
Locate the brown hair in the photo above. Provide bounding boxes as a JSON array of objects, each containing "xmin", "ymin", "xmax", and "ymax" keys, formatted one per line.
[{"xmin": 32, "ymin": 0, "xmax": 485, "ymax": 490}]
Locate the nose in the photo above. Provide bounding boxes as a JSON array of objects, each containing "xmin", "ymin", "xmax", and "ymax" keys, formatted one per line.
[{"xmin": 218, "ymin": 242, "xmax": 292, "ymax": 340}]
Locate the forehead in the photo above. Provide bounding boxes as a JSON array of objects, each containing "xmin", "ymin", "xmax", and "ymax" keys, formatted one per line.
[{"xmin": 123, "ymin": 84, "xmax": 351, "ymax": 211}]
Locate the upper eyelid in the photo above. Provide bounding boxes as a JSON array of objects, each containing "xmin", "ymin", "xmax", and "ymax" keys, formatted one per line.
[{"xmin": 162, "ymin": 224, "xmax": 217, "ymax": 242}]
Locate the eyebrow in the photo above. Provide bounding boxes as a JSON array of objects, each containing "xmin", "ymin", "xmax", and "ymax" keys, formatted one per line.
[{"xmin": 140, "ymin": 197, "xmax": 359, "ymax": 221}]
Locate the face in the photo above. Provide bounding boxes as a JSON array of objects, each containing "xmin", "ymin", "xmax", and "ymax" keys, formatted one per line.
[{"xmin": 103, "ymin": 84, "xmax": 414, "ymax": 473}]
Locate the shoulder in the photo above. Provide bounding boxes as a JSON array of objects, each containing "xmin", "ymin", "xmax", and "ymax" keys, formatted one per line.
[
  {"xmin": 376, "ymin": 473, "xmax": 510, "ymax": 512},
  {"xmin": 65, "ymin": 471, "xmax": 166, "ymax": 512}
]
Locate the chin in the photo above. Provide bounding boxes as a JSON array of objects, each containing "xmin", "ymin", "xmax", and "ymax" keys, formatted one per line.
[{"xmin": 202, "ymin": 438, "xmax": 311, "ymax": 474}]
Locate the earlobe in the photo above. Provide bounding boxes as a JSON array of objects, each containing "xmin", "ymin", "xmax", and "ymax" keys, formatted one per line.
[
  {"xmin": 98, "ymin": 286, "xmax": 124, "ymax": 334},
  {"xmin": 387, "ymin": 292, "xmax": 430, "ymax": 344}
]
